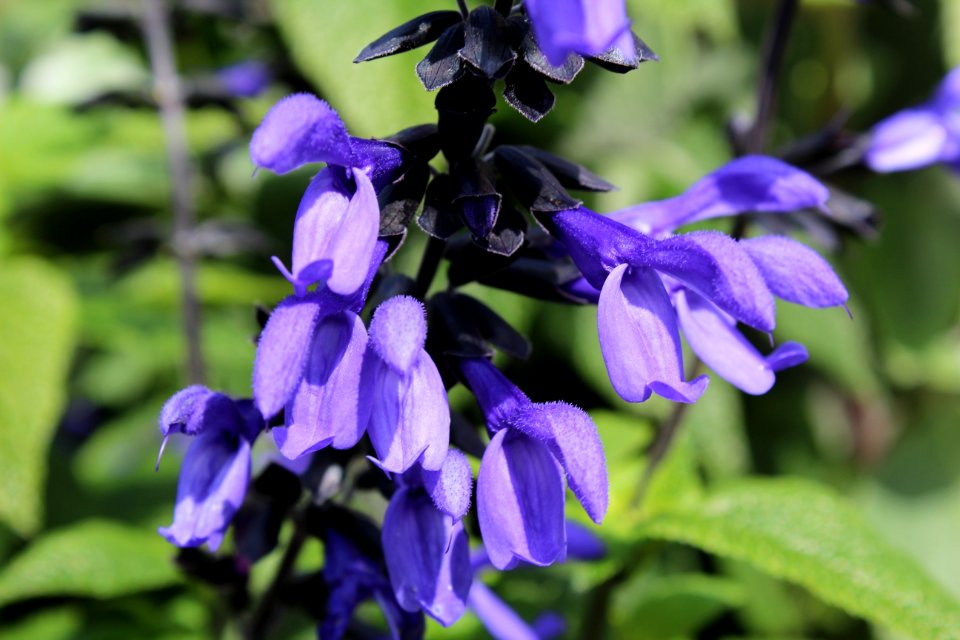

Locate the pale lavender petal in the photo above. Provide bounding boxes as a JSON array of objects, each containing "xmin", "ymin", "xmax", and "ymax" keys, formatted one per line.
[
  {"xmin": 674, "ymin": 288, "xmax": 777, "ymax": 395},
  {"xmin": 369, "ymin": 296, "xmax": 427, "ymax": 373},
  {"xmin": 644, "ymin": 231, "xmax": 775, "ymax": 331},
  {"xmin": 457, "ymin": 357, "xmax": 530, "ymax": 432},
  {"xmin": 363, "ymin": 351, "xmax": 450, "ymax": 473},
  {"xmin": 252, "ymin": 295, "xmax": 323, "ymax": 419},
  {"xmin": 382, "ymin": 488, "xmax": 472, "ymax": 626},
  {"xmin": 468, "ymin": 581, "xmax": 540, "ymax": 640},
  {"xmin": 597, "ymin": 264, "xmax": 708, "ymax": 403},
  {"xmin": 477, "ymin": 430, "xmax": 566, "ymax": 570},
  {"xmin": 284, "ymin": 169, "xmax": 347, "ymax": 295},
  {"xmin": 525, "ymin": 0, "xmax": 634, "ymax": 66},
  {"xmin": 273, "ymin": 311, "xmax": 367, "ymax": 458},
  {"xmin": 767, "ymin": 341, "xmax": 808, "ymax": 371},
  {"xmin": 422, "ymin": 448, "xmax": 473, "ymax": 520},
  {"xmin": 866, "ymin": 107, "xmax": 949, "ymax": 173},
  {"xmin": 565, "ymin": 521, "xmax": 606, "ymax": 560},
  {"xmin": 158, "ymin": 429, "xmax": 251, "ymax": 550},
  {"xmin": 326, "ymin": 169, "xmax": 380, "ymax": 296},
  {"xmin": 514, "ymin": 402, "xmax": 607, "ymax": 524},
  {"xmin": 250, "ymin": 93, "xmax": 354, "ymax": 174},
  {"xmin": 609, "ymin": 155, "xmax": 830, "ymax": 235},
  {"xmin": 742, "ymin": 235, "xmax": 848, "ymax": 308},
  {"xmin": 934, "ymin": 66, "xmax": 960, "ymax": 105}
]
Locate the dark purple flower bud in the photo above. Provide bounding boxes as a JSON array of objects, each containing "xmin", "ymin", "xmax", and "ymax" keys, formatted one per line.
[
  {"xmin": 524, "ymin": 0, "xmax": 635, "ymax": 67},
  {"xmin": 360, "ymin": 296, "xmax": 450, "ymax": 473},
  {"xmin": 157, "ymin": 389, "xmax": 263, "ymax": 550},
  {"xmin": 216, "ymin": 60, "xmax": 271, "ymax": 98}
]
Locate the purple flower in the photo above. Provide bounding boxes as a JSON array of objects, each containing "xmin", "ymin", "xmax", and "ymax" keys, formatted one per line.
[
  {"xmin": 250, "ymin": 94, "xmax": 403, "ymax": 296},
  {"xmin": 360, "ymin": 296, "xmax": 450, "ymax": 473},
  {"xmin": 524, "ymin": 0, "xmax": 636, "ymax": 67},
  {"xmin": 460, "ymin": 357, "xmax": 607, "ymax": 570},
  {"xmin": 866, "ymin": 67, "xmax": 960, "ymax": 173},
  {"xmin": 157, "ymin": 386, "xmax": 264, "ymax": 550},
  {"xmin": 381, "ymin": 450, "xmax": 473, "ymax": 626},
  {"xmin": 551, "ymin": 156, "xmax": 847, "ymax": 400},
  {"xmin": 216, "ymin": 60, "xmax": 271, "ymax": 98},
  {"xmin": 252, "ymin": 243, "xmax": 386, "ymax": 458}
]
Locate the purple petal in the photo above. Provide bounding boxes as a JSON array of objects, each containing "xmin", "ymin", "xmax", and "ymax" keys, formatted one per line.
[
  {"xmin": 477, "ymin": 430, "xmax": 566, "ymax": 570},
  {"xmin": 457, "ymin": 357, "xmax": 530, "ymax": 432},
  {"xmin": 551, "ymin": 207, "xmax": 652, "ymax": 290},
  {"xmin": 768, "ymin": 341, "xmax": 809, "ymax": 371},
  {"xmin": 532, "ymin": 613, "xmax": 567, "ymax": 640},
  {"xmin": 469, "ymin": 582, "xmax": 540, "ymax": 640},
  {"xmin": 597, "ymin": 264, "xmax": 708, "ymax": 403},
  {"xmin": 369, "ymin": 296, "xmax": 427, "ymax": 373},
  {"xmin": 362, "ymin": 351, "xmax": 450, "ymax": 473},
  {"xmin": 349, "ymin": 137, "xmax": 406, "ymax": 190},
  {"xmin": 742, "ymin": 235, "xmax": 848, "ymax": 308},
  {"xmin": 159, "ymin": 385, "xmax": 217, "ymax": 436},
  {"xmin": 273, "ymin": 311, "xmax": 367, "ymax": 459},
  {"xmin": 458, "ymin": 193, "xmax": 501, "ymax": 239},
  {"xmin": 326, "ymin": 169, "xmax": 380, "ymax": 296},
  {"xmin": 514, "ymin": 402, "xmax": 608, "ymax": 524},
  {"xmin": 252, "ymin": 295, "xmax": 323, "ymax": 419},
  {"xmin": 674, "ymin": 288, "xmax": 777, "ymax": 395},
  {"xmin": 158, "ymin": 428, "xmax": 251, "ymax": 550},
  {"xmin": 644, "ymin": 231, "xmax": 775, "ymax": 331},
  {"xmin": 609, "ymin": 156, "xmax": 830, "ymax": 235},
  {"xmin": 216, "ymin": 60, "xmax": 271, "ymax": 98},
  {"xmin": 250, "ymin": 93, "xmax": 354, "ymax": 174},
  {"xmin": 422, "ymin": 448, "xmax": 473, "ymax": 520},
  {"xmin": 866, "ymin": 107, "xmax": 949, "ymax": 173},
  {"xmin": 382, "ymin": 488, "xmax": 472, "ymax": 626},
  {"xmin": 565, "ymin": 521, "xmax": 606, "ymax": 560},
  {"xmin": 525, "ymin": 0, "xmax": 634, "ymax": 66}
]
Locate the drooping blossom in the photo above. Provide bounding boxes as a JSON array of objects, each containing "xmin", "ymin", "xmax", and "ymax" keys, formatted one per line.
[
  {"xmin": 382, "ymin": 449, "xmax": 473, "ymax": 626},
  {"xmin": 459, "ymin": 357, "xmax": 607, "ymax": 570},
  {"xmin": 157, "ymin": 386, "xmax": 264, "ymax": 550},
  {"xmin": 866, "ymin": 67, "xmax": 960, "ymax": 173},
  {"xmin": 524, "ymin": 0, "xmax": 636, "ymax": 67},
  {"xmin": 250, "ymin": 93, "xmax": 404, "ymax": 296},
  {"xmin": 360, "ymin": 295, "xmax": 450, "ymax": 473},
  {"xmin": 252, "ymin": 243, "xmax": 385, "ymax": 459},
  {"xmin": 550, "ymin": 156, "xmax": 848, "ymax": 400}
]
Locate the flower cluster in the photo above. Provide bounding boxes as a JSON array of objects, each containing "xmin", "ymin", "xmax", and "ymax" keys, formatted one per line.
[{"xmin": 154, "ymin": 1, "xmax": 855, "ymax": 637}]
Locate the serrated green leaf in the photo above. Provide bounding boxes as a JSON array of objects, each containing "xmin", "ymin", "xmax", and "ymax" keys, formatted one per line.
[
  {"xmin": 0, "ymin": 520, "xmax": 181, "ymax": 607},
  {"xmin": 269, "ymin": 0, "xmax": 436, "ymax": 136},
  {"xmin": 0, "ymin": 258, "xmax": 77, "ymax": 536},
  {"xmin": 640, "ymin": 478, "xmax": 960, "ymax": 640}
]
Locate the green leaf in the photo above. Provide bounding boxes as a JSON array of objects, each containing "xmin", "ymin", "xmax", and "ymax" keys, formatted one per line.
[
  {"xmin": 640, "ymin": 478, "xmax": 960, "ymax": 640},
  {"xmin": 0, "ymin": 519, "xmax": 181, "ymax": 607},
  {"xmin": 0, "ymin": 258, "xmax": 77, "ymax": 536},
  {"xmin": 269, "ymin": 0, "xmax": 436, "ymax": 136}
]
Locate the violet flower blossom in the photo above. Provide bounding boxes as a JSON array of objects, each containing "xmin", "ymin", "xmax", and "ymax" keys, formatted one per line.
[
  {"xmin": 551, "ymin": 156, "xmax": 848, "ymax": 400},
  {"xmin": 360, "ymin": 296, "xmax": 450, "ymax": 473},
  {"xmin": 381, "ymin": 449, "xmax": 473, "ymax": 626},
  {"xmin": 253, "ymin": 243, "xmax": 386, "ymax": 459},
  {"xmin": 866, "ymin": 67, "xmax": 960, "ymax": 173},
  {"xmin": 250, "ymin": 93, "xmax": 403, "ymax": 296},
  {"xmin": 156, "ymin": 386, "xmax": 264, "ymax": 550},
  {"xmin": 459, "ymin": 357, "xmax": 607, "ymax": 570},
  {"xmin": 216, "ymin": 60, "xmax": 271, "ymax": 98},
  {"xmin": 524, "ymin": 0, "xmax": 636, "ymax": 66}
]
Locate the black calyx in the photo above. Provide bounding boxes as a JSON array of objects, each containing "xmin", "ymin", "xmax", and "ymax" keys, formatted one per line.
[{"xmin": 355, "ymin": 10, "xmax": 463, "ymax": 63}]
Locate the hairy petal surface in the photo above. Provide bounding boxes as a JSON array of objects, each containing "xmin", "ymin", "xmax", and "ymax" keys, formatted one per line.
[
  {"xmin": 477, "ymin": 430, "xmax": 566, "ymax": 570},
  {"xmin": 250, "ymin": 93, "xmax": 354, "ymax": 173},
  {"xmin": 369, "ymin": 295, "xmax": 428, "ymax": 373},
  {"xmin": 742, "ymin": 236, "xmax": 848, "ymax": 308},
  {"xmin": 597, "ymin": 264, "xmax": 708, "ymax": 403},
  {"xmin": 422, "ymin": 448, "xmax": 473, "ymax": 520}
]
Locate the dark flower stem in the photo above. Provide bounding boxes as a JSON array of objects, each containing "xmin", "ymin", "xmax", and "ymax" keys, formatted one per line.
[
  {"xmin": 457, "ymin": 0, "xmax": 469, "ymax": 19},
  {"xmin": 747, "ymin": 0, "xmax": 799, "ymax": 155},
  {"xmin": 247, "ymin": 515, "xmax": 307, "ymax": 640},
  {"xmin": 141, "ymin": 0, "xmax": 206, "ymax": 384},
  {"xmin": 493, "ymin": 0, "xmax": 513, "ymax": 16},
  {"xmin": 414, "ymin": 236, "xmax": 447, "ymax": 300}
]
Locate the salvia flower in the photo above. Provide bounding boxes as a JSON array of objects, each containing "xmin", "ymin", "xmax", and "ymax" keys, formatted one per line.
[
  {"xmin": 360, "ymin": 295, "xmax": 451, "ymax": 473},
  {"xmin": 382, "ymin": 449, "xmax": 473, "ymax": 626},
  {"xmin": 250, "ymin": 93, "xmax": 404, "ymax": 296},
  {"xmin": 459, "ymin": 357, "xmax": 607, "ymax": 570},
  {"xmin": 524, "ymin": 0, "xmax": 636, "ymax": 67},
  {"xmin": 866, "ymin": 66, "xmax": 960, "ymax": 173},
  {"xmin": 252, "ymin": 243, "xmax": 386, "ymax": 459},
  {"xmin": 216, "ymin": 60, "xmax": 271, "ymax": 98},
  {"xmin": 157, "ymin": 386, "xmax": 264, "ymax": 550}
]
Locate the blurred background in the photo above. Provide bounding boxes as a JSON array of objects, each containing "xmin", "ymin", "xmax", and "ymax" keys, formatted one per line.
[{"xmin": 0, "ymin": 0, "xmax": 958, "ymax": 638}]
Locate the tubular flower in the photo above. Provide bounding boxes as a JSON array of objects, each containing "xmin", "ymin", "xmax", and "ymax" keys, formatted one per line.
[
  {"xmin": 460, "ymin": 357, "xmax": 607, "ymax": 570},
  {"xmin": 157, "ymin": 386, "xmax": 264, "ymax": 550},
  {"xmin": 250, "ymin": 93, "xmax": 404, "ymax": 296},
  {"xmin": 382, "ymin": 449, "xmax": 474, "ymax": 626},
  {"xmin": 360, "ymin": 296, "xmax": 451, "ymax": 473},
  {"xmin": 524, "ymin": 0, "xmax": 636, "ymax": 67},
  {"xmin": 866, "ymin": 66, "xmax": 960, "ymax": 173}
]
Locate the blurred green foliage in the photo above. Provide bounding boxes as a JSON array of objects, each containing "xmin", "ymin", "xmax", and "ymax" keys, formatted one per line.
[{"xmin": 0, "ymin": 0, "xmax": 959, "ymax": 638}]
